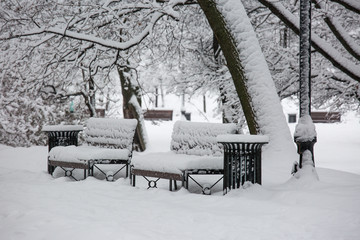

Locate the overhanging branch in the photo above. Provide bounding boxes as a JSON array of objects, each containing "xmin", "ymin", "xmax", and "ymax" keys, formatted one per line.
[
  {"xmin": 313, "ymin": 0, "xmax": 360, "ymax": 61},
  {"xmin": 330, "ymin": 0, "xmax": 360, "ymax": 14},
  {"xmin": 1, "ymin": 12, "xmax": 164, "ymax": 51},
  {"xmin": 258, "ymin": 0, "xmax": 360, "ymax": 82}
]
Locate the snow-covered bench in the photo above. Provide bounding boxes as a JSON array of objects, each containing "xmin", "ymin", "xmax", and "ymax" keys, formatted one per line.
[
  {"xmin": 46, "ymin": 118, "xmax": 138, "ymax": 181},
  {"xmin": 131, "ymin": 121, "xmax": 237, "ymax": 193}
]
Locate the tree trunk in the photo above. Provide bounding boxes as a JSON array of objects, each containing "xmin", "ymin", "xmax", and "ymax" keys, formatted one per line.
[
  {"xmin": 198, "ymin": 0, "xmax": 297, "ymax": 161},
  {"xmin": 155, "ymin": 87, "xmax": 159, "ymax": 108},
  {"xmin": 81, "ymin": 70, "xmax": 96, "ymax": 117},
  {"xmin": 203, "ymin": 95, "xmax": 207, "ymax": 113},
  {"xmin": 213, "ymin": 31, "xmax": 237, "ymax": 124},
  {"xmin": 198, "ymin": 0, "xmax": 258, "ymax": 134},
  {"xmin": 160, "ymin": 79, "xmax": 165, "ymax": 108},
  {"xmin": 118, "ymin": 66, "xmax": 147, "ymax": 152},
  {"xmin": 88, "ymin": 76, "xmax": 96, "ymax": 117}
]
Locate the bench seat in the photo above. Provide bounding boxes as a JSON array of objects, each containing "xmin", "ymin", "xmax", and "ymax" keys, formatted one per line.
[
  {"xmin": 131, "ymin": 121, "xmax": 237, "ymax": 193},
  {"xmin": 46, "ymin": 118, "xmax": 137, "ymax": 181},
  {"xmin": 49, "ymin": 145, "xmax": 131, "ymax": 163},
  {"xmin": 132, "ymin": 152, "xmax": 223, "ymax": 174}
]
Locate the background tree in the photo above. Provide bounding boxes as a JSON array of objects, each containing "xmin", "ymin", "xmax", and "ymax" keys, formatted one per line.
[
  {"xmin": 1, "ymin": 0, "xmax": 359, "ymax": 149},
  {"xmin": 255, "ymin": 0, "xmax": 360, "ymax": 110},
  {"xmin": 0, "ymin": 0, "xmax": 193, "ymax": 148}
]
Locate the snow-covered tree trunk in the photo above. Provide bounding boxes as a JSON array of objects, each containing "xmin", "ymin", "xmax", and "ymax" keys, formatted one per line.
[
  {"xmin": 118, "ymin": 66, "xmax": 147, "ymax": 152},
  {"xmin": 198, "ymin": 0, "xmax": 297, "ymax": 160}
]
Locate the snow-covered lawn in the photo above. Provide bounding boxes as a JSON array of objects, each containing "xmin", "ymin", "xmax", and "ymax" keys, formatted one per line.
[{"xmin": 1, "ymin": 114, "xmax": 360, "ymax": 240}]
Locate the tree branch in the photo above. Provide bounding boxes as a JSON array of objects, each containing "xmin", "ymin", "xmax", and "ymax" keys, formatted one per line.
[
  {"xmin": 313, "ymin": 0, "xmax": 360, "ymax": 61},
  {"xmin": 1, "ymin": 11, "xmax": 163, "ymax": 51},
  {"xmin": 330, "ymin": 0, "xmax": 360, "ymax": 14},
  {"xmin": 258, "ymin": 0, "xmax": 360, "ymax": 82}
]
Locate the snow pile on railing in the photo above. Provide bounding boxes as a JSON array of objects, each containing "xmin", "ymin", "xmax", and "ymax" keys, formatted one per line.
[
  {"xmin": 84, "ymin": 118, "xmax": 138, "ymax": 151},
  {"xmin": 170, "ymin": 121, "xmax": 237, "ymax": 156}
]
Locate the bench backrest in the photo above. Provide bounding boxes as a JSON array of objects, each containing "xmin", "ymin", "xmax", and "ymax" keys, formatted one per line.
[
  {"xmin": 84, "ymin": 118, "xmax": 138, "ymax": 151},
  {"xmin": 311, "ymin": 111, "xmax": 341, "ymax": 123},
  {"xmin": 170, "ymin": 121, "xmax": 237, "ymax": 156}
]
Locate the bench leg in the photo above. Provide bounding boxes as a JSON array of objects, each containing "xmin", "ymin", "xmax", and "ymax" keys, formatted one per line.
[
  {"xmin": 48, "ymin": 164, "xmax": 56, "ymax": 175},
  {"xmin": 132, "ymin": 174, "xmax": 136, "ymax": 187},
  {"xmin": 169, "ymin": 180, "xmax": 178, "ymax": 191},
  {"xmin": 88, "ymin": 161, "xmax": 94, "ymax": 176},
  {"xmin": 126, "ymin": 164, "xmax": 129, "ymax": 178},
  {"xmin": 48, "ymin": 164, "xmax": 52, "ymax": 174}
]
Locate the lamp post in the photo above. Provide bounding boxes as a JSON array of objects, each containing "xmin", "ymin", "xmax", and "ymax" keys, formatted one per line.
[{"xmin": 294, "ymin": 0, "xmax": 316, "ymax": 169}]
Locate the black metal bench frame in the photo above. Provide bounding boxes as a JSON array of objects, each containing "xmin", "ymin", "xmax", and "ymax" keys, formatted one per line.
[
  {"xmin": 184, "ymin": 169, "xmax": 224, "ymax": 194},
  {"xmin": 131, "ymin": 168, "xmax": 183, "ymax": 191},
  {"xmin": 44, "ymin": 119, "xmax": 137, "ymax": 181},
  {"xmin": 131, "ymin": 121, "xmax": 237, "ymax": 193}
]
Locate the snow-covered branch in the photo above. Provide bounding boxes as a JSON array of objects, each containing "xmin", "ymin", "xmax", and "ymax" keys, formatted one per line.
[
  {"xmin": 0, "ymin": 0, "xmax": 189, "ymax": 51},
  {"xmin": 330, "ymin": 0, "xmax": 360, "ymax": 14},
  {"xmin": 1, "ymin": 12, "xmax": 163, "ymax": 51},
  {"xmin": 258, "ymin": 0, "xmax": 360, "ymax": 82},
  {"xmin": 313, "ymin": 0, "xmax": 360, "ymax": 61}
]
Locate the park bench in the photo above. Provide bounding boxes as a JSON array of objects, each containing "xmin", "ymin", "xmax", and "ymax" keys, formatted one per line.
[
  {"xmin": 311, "ymin": 111, "xmax": 341, "ymax": 123},
  {"xmin": 144, "ymin": 109, "xmax": 173, "ymax": 121},
  {"xmin": 44, "ymin": 118, "xmax": 138, "ymax": 181},
  {"xmin": 131, "ymin": 121, "xmax": 237, "ymax": 193},
  {"xmin": 288, "ymin": 112, "xmax": 341, "ymax": 123}
]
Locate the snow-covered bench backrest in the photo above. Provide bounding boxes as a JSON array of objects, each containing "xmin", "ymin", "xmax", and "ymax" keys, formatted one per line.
[
  {"xmin": 84, "ymin": 118, "xmax": 138, "ymax": 151},
  {"xmin": 170, "ymin": 121, "xmax": 237, "ymax": 156}
]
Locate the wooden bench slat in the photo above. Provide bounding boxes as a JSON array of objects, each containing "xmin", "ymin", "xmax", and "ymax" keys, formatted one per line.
[
  {"xmin": 311, "ymin": 112, "xmax": 341, "ymax": 123},
  {"xmin": 132, "ymin": 169, "xmax": 183, "ymax": 181},
  {"xmin": 49, "ymin": 160, "xmax": 88, "ymax": 169},
  {"xmin": 144, "ymin": 110, "xmax": 173, "ymax": 121}
]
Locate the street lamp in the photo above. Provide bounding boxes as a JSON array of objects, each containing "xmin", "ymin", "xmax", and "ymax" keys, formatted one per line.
[{"xmin": 294, "ymin": 0, "xmax": 317, "ymax": 169}]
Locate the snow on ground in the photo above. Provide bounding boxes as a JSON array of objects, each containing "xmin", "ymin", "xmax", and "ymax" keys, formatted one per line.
[{"xmin": 1, "ymin": 110, "xmax": 360, "ymax": 240}]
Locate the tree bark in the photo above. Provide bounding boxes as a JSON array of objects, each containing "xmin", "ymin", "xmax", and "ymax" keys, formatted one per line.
[
  {"xmin": 198, "ymin": 0, "xmax": 258, "ymax": 134},
  {"xmin": 198, "ymin": 1, "xmax": 298, "ymax": 164},
  {"xmin": 118, "ymin": 66, "xmax": 146, "ymax": 152}
]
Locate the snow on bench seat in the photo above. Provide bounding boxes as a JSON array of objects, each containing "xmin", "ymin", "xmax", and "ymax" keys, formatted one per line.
[
  {"xmin": 48, "ymin": 146, "xmax": 131, "ymax": 163},
  {"xmin": 132, "ymin": 152, "xmax": 223, "ymax": 175},
  {"xmin": 48, "ymin": 118, "xmax": 137, "ymax": 180},
  {"xmin": 131, "ymin": 121, "xmax": 237, "ymax": 190}
]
